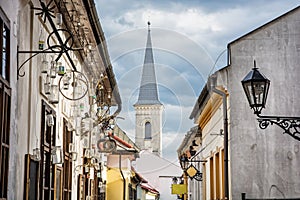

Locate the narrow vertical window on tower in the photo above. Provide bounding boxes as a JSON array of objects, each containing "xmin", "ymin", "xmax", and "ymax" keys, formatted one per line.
[{"xmin": 145, "ymin": 122, "xmax": 152, "ymax": 139}]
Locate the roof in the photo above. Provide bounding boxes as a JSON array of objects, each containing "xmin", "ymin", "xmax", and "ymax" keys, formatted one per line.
[
  {"xmin": 140, "ymin": 182, "xmax": 160, "ymax": 195},
  {"xmin": 83, "ymin": 0, "xmax": 122, "ymax": 107},
  {"xmin": 189, "ymin": 83, "xmax": 209, "ymax": 120},
  {"xmin": 177, "ymin": 126, "xmax": 201, "ymax": 156},
  {"xmin": 113, "ymin": 125, "xmax": 140, "ymax": 152},
  {"xmin": 131, "ymin": 166, "xmax": 160, "ymax": 194},
  {"xmin": 135, "ymin": 22, "xmax": 162, "ymax": 106}
]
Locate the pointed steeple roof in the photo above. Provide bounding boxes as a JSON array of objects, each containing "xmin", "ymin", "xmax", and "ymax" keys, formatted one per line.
[{"xmin": 135, "ymin": 22, "xmax": 162, "ymax": 105}]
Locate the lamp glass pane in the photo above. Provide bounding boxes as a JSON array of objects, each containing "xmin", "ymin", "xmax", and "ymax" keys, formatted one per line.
[
  {"xmin": 263, "ymin": 81, "xmax": 270, "ymax": 107},
  {"xmin": 252, "ymin": 81, "xmax": 266, "ymax": 105},
  {"xmin": 243, "ymin": 81, "xmax": 254, "ymax": 106}
]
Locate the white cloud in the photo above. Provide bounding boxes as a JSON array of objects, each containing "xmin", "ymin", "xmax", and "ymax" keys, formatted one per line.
[{"xmin": 96, "ymin": 0, "xmax": 300, "ymax": 163}]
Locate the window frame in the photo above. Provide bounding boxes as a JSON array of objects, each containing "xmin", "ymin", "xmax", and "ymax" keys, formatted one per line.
[
  {"xmin": 40, "ymin": 100, "xmax": 56, "ymax": 200},
  {"xmin": 144, "ymin": 121, "xmax": 152, "ymax": 139},
  {"xmin": 0, "ymin": 71, "xmax": 11, "ymax": 199},
  {"xmin": 0, "ymin": 8, "xmax": 10, "ymax": 82},
  {"xmin": 63, "ymin": 119, "xmax": 72, "ymax": 200}
]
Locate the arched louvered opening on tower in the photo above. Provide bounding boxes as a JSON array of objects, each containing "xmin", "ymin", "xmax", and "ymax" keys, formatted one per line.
[{"xmin": 145, "ymin": 122, "xmax": 152, "ymax": 139}]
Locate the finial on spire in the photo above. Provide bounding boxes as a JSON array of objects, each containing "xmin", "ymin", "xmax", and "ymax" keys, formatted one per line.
[{"xmin": 147, "ymin": 21, "xmax": 151, "ymax": 31}]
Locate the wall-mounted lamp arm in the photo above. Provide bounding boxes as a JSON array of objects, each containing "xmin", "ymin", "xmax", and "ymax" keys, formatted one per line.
[{"xmin": 256, "ymin": 114, "xmax": 300, "ymax": 141}]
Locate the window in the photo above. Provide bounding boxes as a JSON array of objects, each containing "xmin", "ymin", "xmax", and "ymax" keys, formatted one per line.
[
  {"xmin": 63, "ymin": 119, "xmax": 72, "ymax": 200},
  {"xmin": 221, "ymin": 149, "xmax": 225, "ymax": 199},
  {"xmin": 202, "ymin": 163, "xmax": 206, "ymax": 200},
  {"xmin": 0, "ymin": 10, "xmax": 10, "ymax": 82},
  {"xmin": 0, "ymin": 10, "xmax": 10, "ymax": 199},
  {"xmin": 128, "ymin": 183, "xmax": 136, "ymax": 200},
  {"xmin": 208, "ymin": 150, "xmax": 225, "ymax": 200},
  {"xmin": 145, "ymin": 122, "xmax": 151, "ymax": 139},
  {"xmin": 209, "ymin": 156, "xmax": 214, "ymax": 200},
  {"xmin": 40, "ymin": 100, "xmax": 56, "ymax": 200},
  {"xmin": 215, "ymin": 152, "xmax": 220, "ymax": 199},
  {"xmin": 0, "ymin": 75, "xmax": 11, "ymax": 199},
  {"xmin": 24, "ymin": 154, "xmax": 40, "ymax": 200},
  {"xmin": 94, "ymin": 171, "xmax": 105, "ymax": 200}
]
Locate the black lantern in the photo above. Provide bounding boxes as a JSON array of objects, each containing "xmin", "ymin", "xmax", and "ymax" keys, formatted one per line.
[
  {"xmin": 241, "ymin": 60, "xmax": 270, "ymax": 115},
  {"xmin": 241, "ymin": 60, "xmax": 300, "ymax": 141},
  {"xmin": 180, "ymin": 156, "xmax": 189, "ymax": 170}
]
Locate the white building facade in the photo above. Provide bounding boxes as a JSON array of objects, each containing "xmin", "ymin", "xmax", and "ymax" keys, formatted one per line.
[
  {"xmin": 0, "ymin": 0, "xmax": 121, "ymax": 199},
  {"xmin": 186, "ymin": 5, "xmax": 300, "ymax": 200}
]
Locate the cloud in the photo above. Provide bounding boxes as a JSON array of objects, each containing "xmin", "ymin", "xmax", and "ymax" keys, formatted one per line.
[{"xmin": 96, "ymin": 0, "xmax": 300, "ymax": 157}]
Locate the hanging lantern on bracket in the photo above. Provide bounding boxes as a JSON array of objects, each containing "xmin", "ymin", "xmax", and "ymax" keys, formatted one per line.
[
  {"xmin": 38, "ymin": 29, "xmax": 45, "ymax": 50},
  {"xmin": 33, "ymin": 147, "xmax": 41, "ymax": 161},
  {"xmin": 63, "ymin": 75, "xmax": 71, "ymax": 90},
  {"xmin": 52, "ymin": 146, "xmax": 64, "ymax": 164},
  {"xmin": 41, "ymin": 60, "xmax": 49, "ymax": 74},
  {"xmin": 50, "ymin": 61, "xmax": 57, "ymax": 78},
  {"xmin": 46, "ymin": 113, "xmax": 54, "ymax": 127},
  {"xmin": 49, "ymin": 84, "xmax": 59, "ymax": 104},
  {"xmin": 44, "ymin": 74, "xmax": 51, "ymax": 95},
  {"xmin": 57, "ymin": 61, "xmax": 65, "ymax": 76},
  {"xmin": 56, "ymin": 13, "xmax": 63, "ymax": 26}
]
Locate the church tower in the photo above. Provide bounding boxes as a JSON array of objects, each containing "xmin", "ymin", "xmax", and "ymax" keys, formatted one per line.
[{"xmin": 134, "ymin": 22, "xmax": 163, "ymax": 156}]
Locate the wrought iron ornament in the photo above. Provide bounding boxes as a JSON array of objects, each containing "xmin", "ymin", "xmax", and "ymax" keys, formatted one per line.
[
  {"xmin": 18, "ymin": 0, "xmax": 82, "ymax": 78},
  {"xmin": 258, "ymin": 115, "xmax": 300, "ymax": 141}
]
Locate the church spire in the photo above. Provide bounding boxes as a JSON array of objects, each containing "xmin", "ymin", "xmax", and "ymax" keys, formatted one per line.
[{"xmin": 135, "ymin": 22, "xmax": 162, "ymax": 105}]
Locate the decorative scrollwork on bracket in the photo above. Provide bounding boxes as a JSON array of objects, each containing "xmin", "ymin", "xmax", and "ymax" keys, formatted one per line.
[
  {"xmin": 18, "ymin": 0, "xmax": 83, "ymax": 78},
  {"xmin": 258, "ymin": 116, "xmax": 300, "ymax": 141}
]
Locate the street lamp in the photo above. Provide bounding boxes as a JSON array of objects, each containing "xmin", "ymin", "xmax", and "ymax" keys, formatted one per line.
[
  {"xmin": 241, "ymin": 60, "xmax": 300, "ymax": 141},
  {"xmin": 179, "ymin": 155, "xmax": 205, "ymax": 181},
  {"xmin": 180, "ymin": 155, "xmax": 190, "ymax": 171}
]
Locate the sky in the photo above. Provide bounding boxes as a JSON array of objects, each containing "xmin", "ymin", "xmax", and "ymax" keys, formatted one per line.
[{"xmin": 94, "ymin": 0, "xmax": 299, "ymax": 170}]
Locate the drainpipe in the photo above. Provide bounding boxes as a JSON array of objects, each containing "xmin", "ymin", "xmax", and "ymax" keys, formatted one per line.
[
  {"xmin": 119, "ymin": 154, "xmax": 126, "ymax": 200},
  {"xmin": 210, "ymin": 73, "xmax": 229, "ymax": 200},
  {"xmin": 26, "ymin": 3, "xmax": 34, "ymax": 154}
]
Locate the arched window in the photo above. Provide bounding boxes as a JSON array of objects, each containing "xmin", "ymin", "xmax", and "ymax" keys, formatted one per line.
[{"xmin": 145, "ymin": 122, "xmax": 152, "ymax": 139}]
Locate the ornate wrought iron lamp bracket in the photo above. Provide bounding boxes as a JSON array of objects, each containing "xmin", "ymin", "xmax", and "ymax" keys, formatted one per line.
[
  {"xmin": 241, "ymin": 61, "xmax": 300, "ymax": 142},
  {"xmin": 17, "ymin": 0, "xmax": 83, "ymax": 78},
  {"xmin": 257, "ymin": 114, "xmax": 300, "ymax": 141}
]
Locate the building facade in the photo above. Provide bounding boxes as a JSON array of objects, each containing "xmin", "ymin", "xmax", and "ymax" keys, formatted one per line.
[
  {"xmin": 0, "ymin": 0, "xmax": 122, "ymax": 199},
  {"xmin": 183, "ymin": 5, "xmax": 300, "ymax": 200}
]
